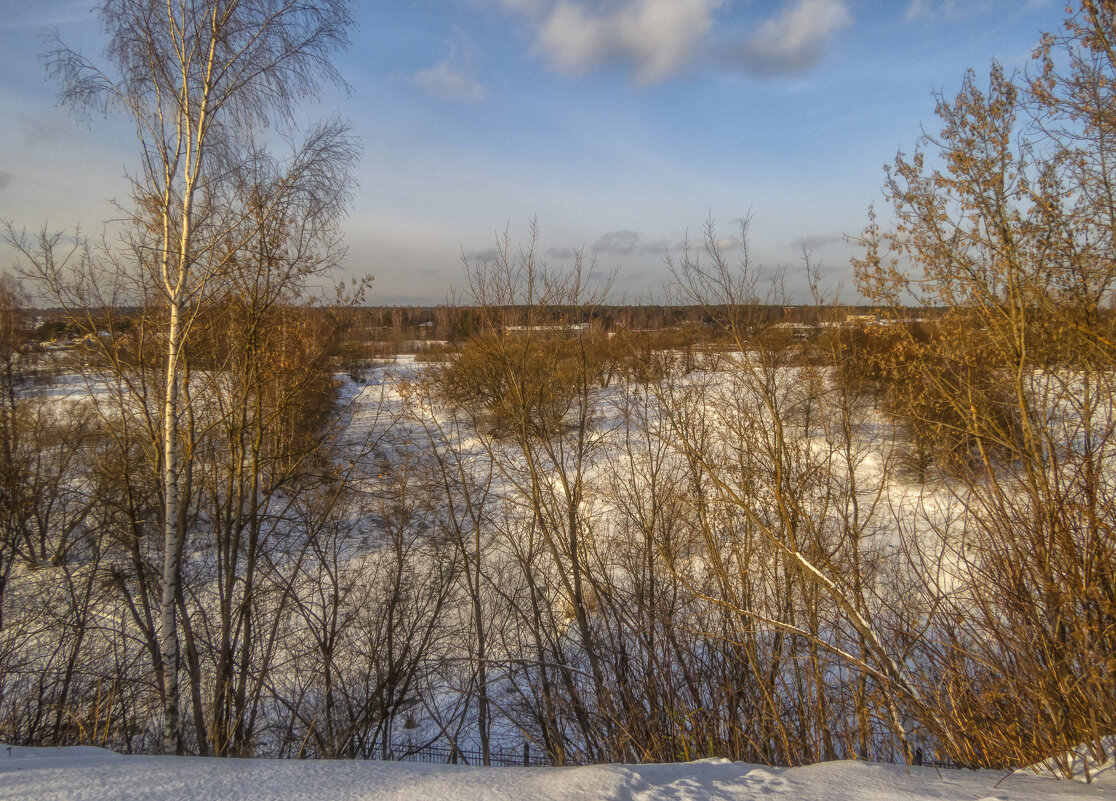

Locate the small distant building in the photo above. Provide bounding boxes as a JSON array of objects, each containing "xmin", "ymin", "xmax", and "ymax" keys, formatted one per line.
[
  {"xmin": 773, "ymin": 321, "xmax": 816, "ymax": 341},
  {"xmin": 505, "ymin": 323, "xmax": 590, "ymax": 336}
]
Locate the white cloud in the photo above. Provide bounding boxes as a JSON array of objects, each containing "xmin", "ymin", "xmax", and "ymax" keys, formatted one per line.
[
  {"xmin": 533, "ymin": 0, "xmax": 722, "ymax": 84},
  {"xmin": 407, "ymin": 62, "xmax": 487, "ymax": 102},
  {"xmin": 729, "ymin": 0, "xmax": 852, "ymax": 75},
  {"xmin": 904, "ymin": 0, "xmax": 998, "ymax": 22},
  {"xmin": 790, "ymin": 232, "xmax": 844, "ymax": 250},
  {"xmin": 593, "ymin": 229, "xmax": 669, "ymax": 255},
  {"xmin": 904, "ymin": 0, "xmax": 933, "ymax": 19},
  {"xmin": 497, "ymin": 0, "xmax": 549, "ymax": 15},
  {"xmin": 498, "ymin": 0, "xmax": 854, "ymax": 83}
]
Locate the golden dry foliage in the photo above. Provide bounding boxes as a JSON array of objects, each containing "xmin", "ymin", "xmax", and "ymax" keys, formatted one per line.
[
  {"xmin": 853, "ymin": 1, "xmax": 1116, "ymax": 774},
  {"xmin": 438, "ymin": 330, "xmax": 612, "ymax": 437},
  {"xmin": 834, "ymin": 318, "xmax": 1020, "ymax": 478}
]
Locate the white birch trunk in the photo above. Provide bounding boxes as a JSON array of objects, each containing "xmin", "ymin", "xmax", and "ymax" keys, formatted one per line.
[{"xmin": 160, "ymin": 296, "xmax": 182, "ymax": 754}]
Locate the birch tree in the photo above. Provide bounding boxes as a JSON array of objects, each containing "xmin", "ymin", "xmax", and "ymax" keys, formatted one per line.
[{"xmin": 47, "ymin": 0, "xmax": 354, "ymax": 753}]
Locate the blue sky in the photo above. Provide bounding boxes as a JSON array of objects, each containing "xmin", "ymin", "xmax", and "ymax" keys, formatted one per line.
[{"xmin": 0, "ymin": 0, "xmax": 1066, "ymax": 304}]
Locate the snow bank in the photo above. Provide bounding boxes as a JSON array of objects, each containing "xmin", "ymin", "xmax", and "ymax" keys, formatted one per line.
[
  {"xmin": 2, "ymin": 746, "xmax": 1113, "ymax": 801},
  {"xmin": 1019, "ymin": 736, "xmax": 1115, "ymax": 784}
]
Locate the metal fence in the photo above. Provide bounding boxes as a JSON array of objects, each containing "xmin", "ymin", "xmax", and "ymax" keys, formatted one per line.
[
  {"xmin": 388, "ymin": 742, "xmax": 561, "ymax": 768},
  {"xmin": 386, "ymin": 741, "xmax": 963, "ymax": 771}
]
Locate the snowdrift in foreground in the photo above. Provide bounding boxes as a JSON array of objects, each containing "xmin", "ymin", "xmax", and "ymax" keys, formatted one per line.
[
  {"xmin": 1020, "ymin": 736, "xmax": 1115, "ymax": 784},
  {"xmin": 1, "ymin": 746, "xmax": 1114, "ymax": 801}
]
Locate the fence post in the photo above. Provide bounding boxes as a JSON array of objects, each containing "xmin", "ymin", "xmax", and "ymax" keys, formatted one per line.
[{"xmin": 523, "ymin": 741, "xmax": 530, "ymax": 767}]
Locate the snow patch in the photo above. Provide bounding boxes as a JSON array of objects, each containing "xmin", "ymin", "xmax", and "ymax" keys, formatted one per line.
[
  {"xmin": 1, "ymin": 746, "xmax": 1114, "ymax": 801},
  {"xmin": 1019, "ymin": 736, "xmax": 1115, "ymax": 784}
]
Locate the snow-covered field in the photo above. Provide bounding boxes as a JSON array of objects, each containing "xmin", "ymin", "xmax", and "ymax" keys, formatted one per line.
[
  {"xmin": 1, "ymin": 745, "xmax": 1112, "ymax": 801},
  {"xmin": 5, "ymin": 351, "xmax": 1113, "ymax": 773}
]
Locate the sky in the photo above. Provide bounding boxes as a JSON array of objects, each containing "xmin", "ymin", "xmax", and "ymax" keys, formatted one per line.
[{"xmin": 0, "ymin": 0, "xmax": 1069, "ymax": 305}]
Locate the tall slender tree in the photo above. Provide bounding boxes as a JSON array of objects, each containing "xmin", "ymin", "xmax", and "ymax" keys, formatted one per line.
[{"xmin": 47, "ymin": 0, "xmax": 354, "ymax": 753}]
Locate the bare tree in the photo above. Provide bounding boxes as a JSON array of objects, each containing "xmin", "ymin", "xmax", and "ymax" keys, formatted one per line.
[
  {"xmin": 44, "ymin": 0, "xmax": 354, "ymax": 753},
  {"xmin": 657, "ymin": 219, "xmax": 955, "ymax": 764},
  {"xmin": 854, "ymin": 8, "xmax": 1116, "ymax": 770}
]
